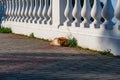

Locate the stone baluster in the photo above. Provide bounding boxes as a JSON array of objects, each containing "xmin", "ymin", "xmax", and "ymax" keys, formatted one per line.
[
  {"xmin": 17, "ymin": 0, "xmax": 22, "ymax": 22},
  {"xmin": 37, "ymin": 0, "xmax": 44, "ymax": 24},
  {"xmin": 0, "ymin": 0, "xmax": 4, "ymax": 21},
  {"xmin": 0, "ymin": 1, "xmax": 2, "ymax": 12},
  {"xmin": 28, "ymin": 0, "xmax": 34, "ymax": 23},
  {"xmin": 72, "ymin": 0, "xmax": 81, "ymax": 27},
  {"xmin": 114, "ymin": 0, "xmax": 120, "ymax": 30},
  {"xmin": 4, "ymin": 0, "xmax": 8, "ymax": 21},
  {"xmin": 4, "ymin": 0, "xmax": 6, "ymax": 13},
  {"xmin": 42, "ymin": 0, "xmax": 49, "ymax": 24},
  {"xmin": 101, "ymin": 0, "xmax": 114, "ymax": 30},
  {"xmin": 5, "ymin": 0, "xmax": 9, "ymax": 21},
  {"xmin": 11, "ymin": 0, "xmax": 15, "ymax": 21},
  {"xmin": 8, "ymin": 0, "xmax": 12, "ymax": 21},
  {"xmin": 64, "ymin": 0, "xmax": 73, "ymax": 26},
  {"xmin": 90, "ymin": 0, "xmax": 102, "ymax": 28},
  {"xmin": 14, "ymin": 0, "xmax": 18, "ymax": 21},
  {"xmin": 47, "ymin": 0, "xmax": 52, "ymax": 25},
  {"xmin": 81, "ymin": 0, "xmax": 91, "ymax": 28},
  {"xmin": 2, "ymin": 0, "xmax": 5, "ymax": 16},
  {"xmin": 33, "ymin": 0, "xmax": 39, "ymax": 23},
  {"xmin": 20, "ymin": 0, "xmax": 26, "ymax": 22},
  {"xmin": 24, "ymin": 0, "xmax": 30, "ymax": 22},
  {"xmin": 6, "ymin": 0, "xmax": 10, "ymax": 21},
  {"xmin": 0, "ymin": 1, "xmax": 2, "ymax": 13}
]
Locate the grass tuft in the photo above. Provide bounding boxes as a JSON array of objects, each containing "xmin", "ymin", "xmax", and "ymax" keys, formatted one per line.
[
  {"xmin": 0, "ymin": 27, "xmax": 12, "ymax": 33},
  {"xmin": 29, "ymin": 33, "xmax": 35, "ymax": 38},
  {"xmin": 99, "ymin": 49, "xmax": 113, "ymax": 56},
  {"xmin": 66, "ymin": 37, "xmax": 78, "ymax": 47}
]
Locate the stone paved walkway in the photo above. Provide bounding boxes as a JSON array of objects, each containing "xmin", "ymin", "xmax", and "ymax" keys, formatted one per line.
[{"xmin": 0, "ymin": 33, "xmax": 120, "ymax": 80}]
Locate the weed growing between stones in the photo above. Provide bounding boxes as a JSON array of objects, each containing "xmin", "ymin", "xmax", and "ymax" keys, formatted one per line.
[
  {"xmin": 66, "ymin": 37, "xmax": 78, "ymax": 47},
  {"xmin": 99, "ymin": 49, "xmax": 113, "ymax": 56},
  {"xmin": 29, "ymin": 33, "xmax": 35, "ymax": 38}
]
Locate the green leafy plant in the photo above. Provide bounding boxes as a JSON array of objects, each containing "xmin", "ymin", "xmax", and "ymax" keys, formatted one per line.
[
  {"xmin": 66, "ymin": 37, "xmax": 77, "ymax": 47},
  {"xmin": 99, "ymin": 49, "xmax": 113, "ymax": 56},
  {"xmin": 29, "ymin": 33, "xmax": 35, "ymax": 38},
  {"xmin": 0, "ymin": 27, "xmax": 12, "ymax": 33}
]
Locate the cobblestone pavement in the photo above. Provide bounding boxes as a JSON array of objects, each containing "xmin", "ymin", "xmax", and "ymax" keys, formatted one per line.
[{"xmin": 0, "ymin": 33, "xmax": 120, "ymax": 80}]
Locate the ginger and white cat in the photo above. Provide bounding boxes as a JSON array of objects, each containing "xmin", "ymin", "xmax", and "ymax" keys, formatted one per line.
[{"xmin": 50, "ymin": 37, "xmax": 68, "ymax": 46}]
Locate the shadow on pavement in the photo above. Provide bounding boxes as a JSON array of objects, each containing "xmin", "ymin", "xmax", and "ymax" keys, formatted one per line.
[{"xmin": 0, "ymin": 52, "xmax": 119, "ymax": 80}]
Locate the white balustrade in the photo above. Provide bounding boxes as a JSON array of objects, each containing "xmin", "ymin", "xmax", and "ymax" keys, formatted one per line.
[
  {"xmin": 72, "ymin": 0, "xmax": 81, "ymax": 27},
  {"xmin": 47, "ymin": 0, "xmax": 52, "ymax": 25},
  {"xmin": 0, "ymin": 0, "xmax": 118, "ymax": 28},
  {"xmin": 90, "ymin": 0, "xmax": 102, "ymax": 28},
  {"xmin": 42, "ymin": 0, "xmax": 49, "ymax": 24},
  {"xmin": 101, "ymin": 0, "xmax": 114, "ymax": 30},
  {"xmin": 32, "ymin": 0, "xmax": 39, "ymax": 23},
  {"xmin": 1, "ymin": 0, "xmax": 120, "ymax": 56},
  {"xmin": 64, "ymin": 0, "xmax": 73, "ymax": 26},
  {"xmin": 24, "ymin": 0, "xmax": 30, "ymax": 23},
  {"xmin": 37, "ymin": 0, "xmax": 44, "ymax": 24},
  {"xmin": 114, "ymin": 0, "xmax": 120, "ymax": 30},
  {"xmin": 20, "ymin": 0, "xmax": 26, "ymax": 22},
  {"xmin": 28, "ymin": 0, "xmax": 34, "ymax": 23},
  {"xmin": 1, "ymin": 0, "xmax": 53, "ymax": 24},
  {"xmin": 81, "ymin": 0, "xmax": 91, "ymax": 28}
]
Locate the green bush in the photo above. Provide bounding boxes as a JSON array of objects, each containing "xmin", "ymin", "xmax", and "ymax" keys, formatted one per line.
[
  {"xmin": 29, "ymin": 33, "xmax": 35, "ymax": 38},
  {"xmin": 0, "ymin": 27, "xmax": 12, "ymax": 33},
  {"xmin": 66, "ymin": 37, "xmax": 77, "ymax": 47}
]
